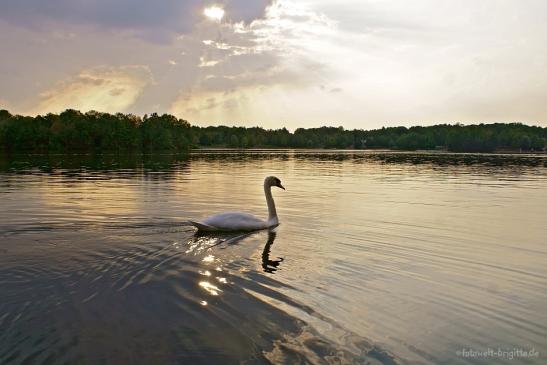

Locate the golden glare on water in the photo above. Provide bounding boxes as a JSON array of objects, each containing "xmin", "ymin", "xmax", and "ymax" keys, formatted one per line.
[
  {"xmin": 202, "ymin": 255, "xmax": 215, "ymax": 263},
  {"xmin": 199, "ymin": 281, "xmax": 222, "ymax": 296},
  {"xmin": 204, "ymin": 6, "xmax": 224, "ymax": 22},
  {"xmin": 199, "ymin": 270, "xmax": 212, "ymax": 277}
]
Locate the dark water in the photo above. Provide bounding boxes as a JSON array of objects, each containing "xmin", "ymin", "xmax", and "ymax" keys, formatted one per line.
[{"xmin": 1, "ymin": 151, "xmax": 546, "ymax": 365}]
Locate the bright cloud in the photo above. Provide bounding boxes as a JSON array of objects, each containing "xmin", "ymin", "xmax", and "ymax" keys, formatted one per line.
[
  {"xmin": 32, "ymin": 65, "xmax": 153, "ymax": 114},
  {"xmin": 170, "ymin": 0, "xmax": 336, "ymax": 126},
  {"xmin": 198, "ymin": 57, "xmax": 222, "ymax": 68}
]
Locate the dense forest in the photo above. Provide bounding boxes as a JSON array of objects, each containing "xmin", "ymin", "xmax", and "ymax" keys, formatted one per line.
[{"xmin": 0, "ymin": 109, "xmax": 545, "ymax": 153}]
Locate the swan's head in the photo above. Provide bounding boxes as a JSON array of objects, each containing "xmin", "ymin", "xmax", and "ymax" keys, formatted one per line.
[{"xmin": 265, "ymin": 176, "xmax": 285, "ymax": 190}]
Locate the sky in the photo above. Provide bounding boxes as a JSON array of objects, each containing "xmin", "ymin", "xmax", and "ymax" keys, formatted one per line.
[{"xmin": 1, "ymin": 0, "xmax": 546, "ymax": 130}]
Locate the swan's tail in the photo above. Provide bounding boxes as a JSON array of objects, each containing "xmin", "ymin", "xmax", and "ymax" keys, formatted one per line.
[{"xmin": 188, "ymin": 221, "xmax": 216, "ymax": 232}]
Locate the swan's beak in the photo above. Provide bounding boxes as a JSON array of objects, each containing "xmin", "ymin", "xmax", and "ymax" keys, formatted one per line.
[{"xmin": 278, "ymin": 183, "xmax": 285, "ymax": 190}]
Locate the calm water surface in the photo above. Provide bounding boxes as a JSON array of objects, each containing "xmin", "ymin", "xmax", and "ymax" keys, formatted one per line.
[{"xmin": 1, "ymin": 151, "xmax": 546, "ymax": 364}]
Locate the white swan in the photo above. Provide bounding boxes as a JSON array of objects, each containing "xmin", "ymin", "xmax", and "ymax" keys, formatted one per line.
[{"xmin": 189, "ymin": 176, "xmax": 285, "ymax": 232}]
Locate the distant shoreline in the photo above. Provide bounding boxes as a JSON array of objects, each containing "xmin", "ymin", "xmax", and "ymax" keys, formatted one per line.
[{"xmin": 1, "ymin": 109, "xmax": 546, "ymax": 154}]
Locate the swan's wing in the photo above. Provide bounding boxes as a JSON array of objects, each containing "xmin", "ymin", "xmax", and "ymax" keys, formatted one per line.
[
  {"xmin": 199, "ymin": 212, "xmax": 267, "ymax": 231},
  {"xmin": 188, "ymin": 220, "xmax": 217, "ymax": 232}
]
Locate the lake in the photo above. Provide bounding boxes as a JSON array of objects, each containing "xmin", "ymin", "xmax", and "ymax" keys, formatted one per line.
[{"xmin": 0, "ymin": 150, "xmax": 546, "ymax": 364}]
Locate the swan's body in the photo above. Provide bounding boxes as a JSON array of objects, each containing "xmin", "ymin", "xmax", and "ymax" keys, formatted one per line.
[
  {"xmin": 189, "ymin": 176, "xmax": 285, "ymax": 232},
  {"xmin": 192, "ymin": 212, "xmax": 270, "ymax": 232}
]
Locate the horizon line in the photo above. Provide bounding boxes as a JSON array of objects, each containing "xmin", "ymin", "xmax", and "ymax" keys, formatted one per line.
[{"xmin": 1, "ymin": 108, "xmax": 546, "ymax": 131}]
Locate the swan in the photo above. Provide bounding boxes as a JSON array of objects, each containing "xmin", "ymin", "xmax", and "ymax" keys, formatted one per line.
[{"xmin": 189, "ymin": 176, "xmax": 285, "ymax": 232}]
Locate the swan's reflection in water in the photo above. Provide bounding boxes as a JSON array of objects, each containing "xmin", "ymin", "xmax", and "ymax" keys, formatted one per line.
[{"xmin": 261, "ymin": 231, "xmax": 284, "ymax": 273}]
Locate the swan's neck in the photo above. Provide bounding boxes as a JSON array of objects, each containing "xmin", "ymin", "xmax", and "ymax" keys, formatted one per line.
[{"xmin": 264, "ymin": 183, "xmax": 278, "ymax": 225}]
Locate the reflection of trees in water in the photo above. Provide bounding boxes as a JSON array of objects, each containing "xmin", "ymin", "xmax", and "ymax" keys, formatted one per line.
[
  {"xmin": 0, "ymin": 153, "xmax": 191, "ymax": 178},
  {"xmin": 191, "ymin": 150, "xmax": 291, "ymax": 162},
  {"xmin": 0, "ymin": 151, "xmax": 544, "ymax": 175},
  {"xmin": 364, "ymin": 152, "xmax": 546, "ymax": 167},
  {"xmin": 196, "ymin": 150, "xmax": 547, "ymax": 167},
  {"xmin": 293, "ymin": 151, "xmax": 546, "ymax": 167}
]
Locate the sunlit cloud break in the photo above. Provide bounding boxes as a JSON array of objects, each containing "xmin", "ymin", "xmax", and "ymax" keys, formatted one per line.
[
  {"xmin": 32, "ymin": 65, "xmax": 153, "ymax": 114},
  {"xmin": 204, "ymin": 5, "xmax": 225, "ymax": 22}
]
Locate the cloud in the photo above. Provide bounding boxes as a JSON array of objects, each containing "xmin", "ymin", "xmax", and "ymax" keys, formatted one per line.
[
  {"xmin": 171, "ymin": 0, "xmax": 335, "ymax": 121},
  {"xmin": 170, "ymin": 83, "xmax": 350, "ymax": 129},
  {"xmin": 224, "ymin": 0, "xmax": 273, "ymax": 23},
  {"xmin": 2, "ymin": 0, "xmax": 547, "ymax": 128},
  {"xmin": 170, "ymin": 88, "xmax": 252, "ymax": 123},
  {"xmin": 31, "ymin": 65, "xmax": 153, "ymax": 114},
  {"xmin": 198, "ymin": 57, "xmax": 222, "ymax": 68},
  {"xmin": 0, "ymin": 98, "xmax": 10, "ymax": 110},
  {"xmin": 0, "ymin": 0, "xmax": 273, "ymax": 41}
]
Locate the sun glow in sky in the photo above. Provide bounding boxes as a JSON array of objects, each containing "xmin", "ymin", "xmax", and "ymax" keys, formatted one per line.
[
  {"xmin": 1, "ymin": 0, "xmax": 547, "ymax": 128},
  {"xmin": 203, "ymin": 6, "xmax": 225, "ymax": 22}
]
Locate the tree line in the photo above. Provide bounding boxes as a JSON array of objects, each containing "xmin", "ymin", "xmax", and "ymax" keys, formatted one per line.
[{"xmin": 0, "ymin": 109, "xmax": 545, "ymax": 153}]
